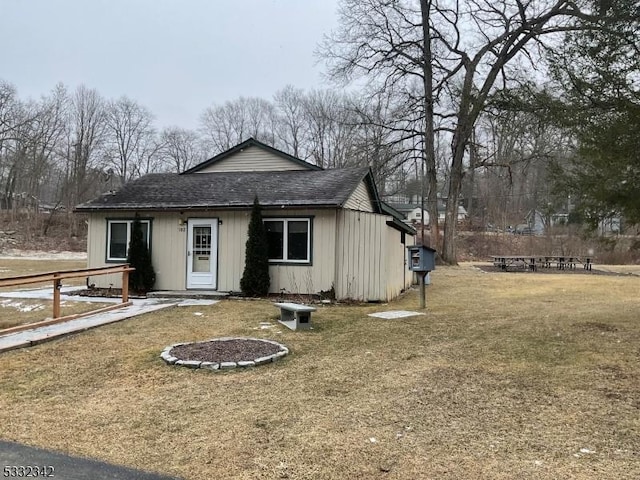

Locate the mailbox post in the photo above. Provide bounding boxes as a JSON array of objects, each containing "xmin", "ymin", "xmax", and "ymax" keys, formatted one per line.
[{"xmin": 407, "ymin": 245, "xmax": 436, "ymax": 309}]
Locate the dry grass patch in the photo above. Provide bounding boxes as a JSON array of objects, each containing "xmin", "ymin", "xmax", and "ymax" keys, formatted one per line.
[
  {"xmin": 0, "ymin": 298, "xmax": 112, "ymax": 330},
  {"xmin": 0, "ymin": 258, "xmax": 107, "ymax": 329},
  {"xmin": 0, "ymin": 263, "xmax": 639, "ymax": 479},
  {"xmin": 0, "ymin": 258, "xmax": 87, "ymax": 278}
]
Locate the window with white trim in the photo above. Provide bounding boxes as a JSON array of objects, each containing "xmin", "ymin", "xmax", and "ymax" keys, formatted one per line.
[
  {"xmin": 107, "ymin": 219, "xmax": 151, "ymax": 262},
  {"xmin": 264, "ymin": 218, "xmax": 311, "ymax": 263}
]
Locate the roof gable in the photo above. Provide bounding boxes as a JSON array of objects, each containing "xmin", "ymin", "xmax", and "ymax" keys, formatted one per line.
[{"xmin": 184, "ymin": 138, "xmax": 322, "ymax": 174}]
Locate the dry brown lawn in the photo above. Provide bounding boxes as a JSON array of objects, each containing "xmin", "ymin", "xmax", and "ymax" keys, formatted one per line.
[
  {"xmin": 0, "ymin": 259, "xmax": 110, "ymax": 329},
  {"xmin": 0, "ymin": 298, "xmax": 113, "ymax": 330},
  {"xmin": 0, "ymin": 263, "xmax": 639, "ymax": 479},
  {"xmin": 0, "ymin": 258, "xmax": 87, "ymax": 281}
]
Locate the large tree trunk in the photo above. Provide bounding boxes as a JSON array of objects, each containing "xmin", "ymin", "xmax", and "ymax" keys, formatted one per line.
[
  {"xmin": 442, "ymin": 143, "xmax": 466, "ymax": 264},
  {"xmin": 420, "ymin": 0, "xmax": 439, "ymax": 250},
  {"xmin": 442, "ymin": 107, "xmax": 473, "ymax": 264}
]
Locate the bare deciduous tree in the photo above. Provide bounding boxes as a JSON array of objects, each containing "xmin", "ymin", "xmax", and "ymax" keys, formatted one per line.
[
  {"xmin": 158, "ymin": 127, "xmax": 203, "ymax": 173},
  {"xmin": 104, "ymin": 96, "xmax": 155, "ymax": 182},
  {"xmin": 302, "ymin": 89, "xmax": 360, "ymax": 169},
  {"xmin": 62, "ymin": 85, "xmax": 107, "ymax": 212},
  {"xmin": 321, "ymin": 0, "xmax": 615, "ymax": 263},
  {"xmin": 273, "ymin": 85, "xmax": 309, "ymax": 159},
  {"xmin": 200, "ymin": 97, "xmax": 277, "ymax": 154}
]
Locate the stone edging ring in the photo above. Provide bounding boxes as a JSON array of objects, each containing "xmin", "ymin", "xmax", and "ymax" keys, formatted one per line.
[{"xmin": 160, "ymin": 337, "xmax": 289, "ymax": 371}]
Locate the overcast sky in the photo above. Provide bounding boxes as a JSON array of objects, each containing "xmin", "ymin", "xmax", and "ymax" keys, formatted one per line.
[{"xmin": 1, "ymin": 0, "xmax": 340, "ymax": 130}]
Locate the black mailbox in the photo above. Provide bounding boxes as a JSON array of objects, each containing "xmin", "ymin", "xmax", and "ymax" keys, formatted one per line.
[{"xmin": 407, "ymin": 245, "xmax": 436, "ymax": 272}]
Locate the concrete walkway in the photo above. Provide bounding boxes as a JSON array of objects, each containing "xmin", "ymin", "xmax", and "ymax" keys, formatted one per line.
[
  {"xmin": 0, "ymin": 287, "xmax": 218, "ymax": 353},
  {"xmin": 0, "ymin": 439, "xmax": 182, "ymax": 480}
]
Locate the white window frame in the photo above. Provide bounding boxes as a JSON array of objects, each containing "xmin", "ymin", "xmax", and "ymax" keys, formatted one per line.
[
  {"xmin": 106, "ymin": 219, "xmax": 151, "ymax": 262},
  {"xmin": 263, "ymin": 217, "xmax": 312, "ymax": 264}
]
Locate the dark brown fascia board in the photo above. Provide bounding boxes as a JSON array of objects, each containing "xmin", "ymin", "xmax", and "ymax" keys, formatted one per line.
[
  {"xmin": 364, "ymin": 169, "xmax": 383, "ymax": 214},
  {"xmin": 182, "ymin": 137, "xmax": 323, "ymax": 174},
  {"xmin": 380, "ymin": 201, "xmax": 405, "ymax": 219},
  {"xmin": 386, "ymin": 218, "xmax": 416, "ymax": 235}
]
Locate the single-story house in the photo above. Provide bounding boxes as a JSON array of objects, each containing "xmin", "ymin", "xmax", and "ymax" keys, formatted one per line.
[{"xmin": 75, "ymin": 138, "xmax": 416, "ymax": 302}]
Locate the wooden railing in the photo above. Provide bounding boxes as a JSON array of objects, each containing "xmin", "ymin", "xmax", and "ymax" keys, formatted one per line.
[{"xmin": 0, "ymin": 264, "xmax": 135, "ymax": 335}]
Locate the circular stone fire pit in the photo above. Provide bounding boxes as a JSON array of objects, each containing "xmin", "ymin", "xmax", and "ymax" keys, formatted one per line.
[{"xmin": 160, "ymin": 337, "xmax": 289, "ymax": 371}]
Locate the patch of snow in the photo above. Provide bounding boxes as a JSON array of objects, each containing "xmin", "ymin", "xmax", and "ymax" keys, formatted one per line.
[
  {"xmin": 368, "ymin": 310, "xmax": 426, "ymax": 319},
  {"xmin": 0, "ymin": 299, "xmax": 45, "ymax": 313},
  {"xmin": 176, "ymin": 299, "xmax": 218, "ymax": 307},
  {"xmin": 574, "ymin": 447, "xmax": 596, "ymax": 458},
  {"xmin": 369, "ymin": 437, "xmax": 377, "ymax": 444},
  {"xmin": 0, "ymin": 249, "xmax": 87, "ymax": 260}
]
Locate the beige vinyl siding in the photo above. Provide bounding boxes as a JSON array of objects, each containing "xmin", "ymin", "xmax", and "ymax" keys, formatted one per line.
[
  {"xmin": 196, "ymin": 145, "xmax": 309, "ymax": 172},
  {"xmin": 86, "ymin": 208, "xmax": 336, "ymax": 294},
  {"xmin": 267, "ymin": 210, "xmax": 337, "ymax": 295},
  {"xmin": 215, "ymin": 208, "xmax": 337, "ymax": 294},
  {"xmin": 216, "ymin": 210, "xmax": 250, "ymax": 292},
  {"xmin": 87, "ymin": 212, "xmax": 187, "ymax": 290},
  {"xmin": 385, "ymin": 229, "xmax": 414, "ymax": 300},
  {"xmin": 343, "ymin": 180, "xmax": 374, "ymax": 212},
  {"xmin": 335, "ymin": 210, "xmax": 388, "ymax": 301}
]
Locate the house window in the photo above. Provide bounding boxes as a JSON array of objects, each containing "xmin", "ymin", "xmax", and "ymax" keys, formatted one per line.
[
  {"xmin": 264, "ymin": 218, "xmax": 312, "ymax": 264},
  {"xmin": 107, "ymin": 219, "xmax": 151, "ymax": 262}
]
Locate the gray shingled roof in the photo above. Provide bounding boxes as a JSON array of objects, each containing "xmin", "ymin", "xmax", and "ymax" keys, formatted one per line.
[{"xmin": 75, "ymin": 167, "xmax": 375, "ymax": 211}]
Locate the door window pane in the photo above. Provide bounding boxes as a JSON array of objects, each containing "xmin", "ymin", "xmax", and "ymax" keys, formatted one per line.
[{"xmin": 193, "ymin": 226, "xmax": 212, "ymax": 272}]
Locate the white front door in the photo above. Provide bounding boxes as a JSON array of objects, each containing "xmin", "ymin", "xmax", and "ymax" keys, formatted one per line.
[{"xmin": 187, "ymin": 218, "xmax": 218, "ymax": 289}]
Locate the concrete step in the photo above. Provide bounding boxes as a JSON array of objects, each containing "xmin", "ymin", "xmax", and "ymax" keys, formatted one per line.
[{"xmin": 148, "ymin": 290, "xmax": 229, "ymax": 300}]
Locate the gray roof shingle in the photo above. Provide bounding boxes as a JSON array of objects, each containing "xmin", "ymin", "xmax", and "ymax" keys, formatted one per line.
[{"xmin": 75, "ymin": 167, "xmax": 374, "ymax": 212}]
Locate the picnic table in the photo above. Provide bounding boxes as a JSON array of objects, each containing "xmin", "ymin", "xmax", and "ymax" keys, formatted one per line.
[{"xmin": 490, "ymin": 255, "xmax": 593, "ymax": 272}]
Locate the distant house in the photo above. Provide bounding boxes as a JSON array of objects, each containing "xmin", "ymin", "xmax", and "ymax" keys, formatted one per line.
[
  {"xmin": 599, "ymin": 216, "xmax": 622, "ymax": 235},
  {"xmin": 525, "ymin": 210, "xmax": 546, "ymax": 235},
  {"xmin": 407, "ymin": 207, "xmax": 426, "ymax": 223},
  {"xmin": 76, "ymin": 138, "xmax": 415, "ymax": 302},
  {"xmin": 387, "ymin": 202, "xmax": 468, "ymax": 225}
]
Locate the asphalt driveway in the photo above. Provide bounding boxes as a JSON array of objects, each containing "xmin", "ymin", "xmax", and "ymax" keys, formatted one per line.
[{"xmin": 0, "ymin": 440, "xmax": 182, "ymax": 480}]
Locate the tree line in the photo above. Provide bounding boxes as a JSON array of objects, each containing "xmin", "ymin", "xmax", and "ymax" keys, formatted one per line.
[
  {"xmin": 0, "ymin": 81, "xmax": 420, "ymax": 219},
  {"xmin": 0, "ymin": 76, "xmax": 583, "ymax": 241}
]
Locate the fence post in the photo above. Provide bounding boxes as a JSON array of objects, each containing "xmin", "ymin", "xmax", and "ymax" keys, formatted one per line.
[
  {"xmin": 122, "ymin": 269, "xmax": 129, "ymax": 303},
  {"xmin": 53, "ymin": 275, "xmax": 61, "ymax": 318}
]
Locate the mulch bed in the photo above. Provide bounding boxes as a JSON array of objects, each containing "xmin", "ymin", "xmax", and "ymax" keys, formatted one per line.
[
  {"xmin": 170, "ymin": 339, "xmax": 283, "ymax": 363},
  {"xmin": 66, "ymin": 288, "xmax": 146, "ymax": 298}
]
